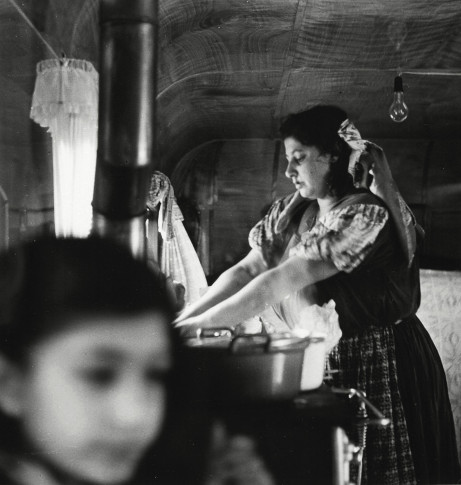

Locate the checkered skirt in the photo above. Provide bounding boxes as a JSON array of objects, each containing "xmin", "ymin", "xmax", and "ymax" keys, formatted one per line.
[{"xmin": 329, "ymin": 325, "xmax": 417, "ymax": 485}]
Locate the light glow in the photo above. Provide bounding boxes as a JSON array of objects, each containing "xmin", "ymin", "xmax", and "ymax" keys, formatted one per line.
[{"xmin": 30, "ymin": 59, "xmax": 98, "ymax": 237}]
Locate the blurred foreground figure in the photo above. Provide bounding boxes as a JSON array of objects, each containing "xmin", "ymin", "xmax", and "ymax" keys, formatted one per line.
[
  {"xmin": 0, "ymin": 236, "xmax": 200, "ymax": 485},
  {"xmin": 0, "ymin": 236, "xmax": 273, "ymax": 485}
]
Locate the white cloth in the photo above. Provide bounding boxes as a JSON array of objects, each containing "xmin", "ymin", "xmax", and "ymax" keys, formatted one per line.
[
  {"xmin": 294, "ymin": 300, "xmax": 342, "ymax": 353},
  {"xmin": 148, "ymin": 172, "xmax": 208, "ymax": 305},
  {"xmin": 337, "ymin": 118, "xmax": 368, "ymax": 175}
]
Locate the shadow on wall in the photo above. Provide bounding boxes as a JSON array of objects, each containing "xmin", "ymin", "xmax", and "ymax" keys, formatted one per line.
[{"xmin": 417, "ymin": 269, "xmax": 461, "ymax": 465}]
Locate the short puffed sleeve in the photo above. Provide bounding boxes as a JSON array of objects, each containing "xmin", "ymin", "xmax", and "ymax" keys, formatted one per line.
[
  {"xmin": 249, "ymin": 197, "xmax": 289, "ymax": 267},
  {"xmin": 289, "ymin": 203, "xmax": 389, "ymax": 272}
]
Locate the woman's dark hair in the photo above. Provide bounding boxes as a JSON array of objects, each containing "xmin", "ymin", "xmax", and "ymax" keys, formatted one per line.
[
  {"xmin": 279, "ymin": 105, "xmax": 354, "ymax": 197},
  {"xmin": 0, "ymin": 235, "xmax": 175, "ymax": 362}
]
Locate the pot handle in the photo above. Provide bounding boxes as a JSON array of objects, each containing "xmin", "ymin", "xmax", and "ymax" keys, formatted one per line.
[
  {"xmin": 229, "ymin": 334, "xmax": 271, "ymax": 354},
  {"xmin": 182, "ymin": 327, "xmax": 234, "ymax": 340},
  {"xmin": 306, "ymin": 335, "xmax": 326, "ymax": 345},
  {"xmin": 265, "ymin": 335, "xmax": 324, "ymax": 351},
  {"xmin": 200, "ymin": 327, "xmax": 234, "ymax": 338}
]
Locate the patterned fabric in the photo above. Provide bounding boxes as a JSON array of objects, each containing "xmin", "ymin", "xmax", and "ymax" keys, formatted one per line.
[
  {"xmin": 147, "ymin": 171, "xmax": 208, "ymax": 305},
  {"xmin": 274, "ymin": 191, "xmax": 306, "ymax": 234},
  {"xmin": 249, "ymin": 193, "xmax": 299, "ymax": 268},
  {"xmin": 337, "ymin": 118, "xmax": 368, "ymax": 175},
  {"xmin": 417, "ymin": 269, "xmax": 461, "ymax": 466},
  {"xmin": 329, "ymin": 326, "xmax": 417, "ymax": 485},
  {"xmin": 249, "ymin": 192, "xmax": 388, "ymax": 273},
  {"xmin": 148, "ymin": 171, "xmax": 184, "ymax": 241},
  {"xmin": 289, "ymin": 203, "xmax": 388, "ymax": 273},
  {"xmin": 372, "ymin": 179, "xmax": 417, "ymax": 268}
]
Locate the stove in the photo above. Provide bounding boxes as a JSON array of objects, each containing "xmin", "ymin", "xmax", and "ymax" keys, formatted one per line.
[{"xmin": 212, "ymin": 385, "xmax": 388, "ymax": 485}]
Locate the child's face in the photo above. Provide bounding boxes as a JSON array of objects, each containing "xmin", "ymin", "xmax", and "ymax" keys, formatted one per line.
[{"xmin": 17, "ymin": 313, "xmax": 172, "ymax": 484}]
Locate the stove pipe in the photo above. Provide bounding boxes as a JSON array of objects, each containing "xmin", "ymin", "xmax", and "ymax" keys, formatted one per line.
[{"xmin": 91, "ymin": 0, "xmax": 158, "ymax": 258}]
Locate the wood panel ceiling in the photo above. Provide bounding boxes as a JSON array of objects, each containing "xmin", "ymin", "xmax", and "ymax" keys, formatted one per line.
[
  {"xmin": 156, "ymin": 0, "xmax": 461, "ymax": 173},
  {"xmin": 1, "ymin": 0, "xmax": 461, "ymax": 174}
]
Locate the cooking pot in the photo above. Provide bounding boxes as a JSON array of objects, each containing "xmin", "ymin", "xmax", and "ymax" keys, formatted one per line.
[{"xmin": 183, "ymin": 328, "xmax": 326, "ymax": 401}]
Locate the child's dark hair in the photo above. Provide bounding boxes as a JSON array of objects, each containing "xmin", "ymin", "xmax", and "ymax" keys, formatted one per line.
[
  {"xmin": 0, "ymin": 235, "xmax": 212, "ymax": 484},
  {"xmin": 279, "ymin": 105, "xmax": 354, "ymax": 197},
  {"xmin": 0, "ymin": 235, "xmax": 175, "ymax": 362}
]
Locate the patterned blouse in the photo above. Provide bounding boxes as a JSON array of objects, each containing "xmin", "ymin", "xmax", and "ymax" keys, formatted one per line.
[{"xmin": 248, "ymin": 190, "xmax": 416, "ymax": 334}]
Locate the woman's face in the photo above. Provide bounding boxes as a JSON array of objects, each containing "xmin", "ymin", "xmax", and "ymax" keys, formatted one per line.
[
  {"xmin": 284, "ymin": 136, "xmax": 333, "ymax": 199},
  {"xmin": 14, "ymin": 313, "xmax": 172, "ymax": 484}
]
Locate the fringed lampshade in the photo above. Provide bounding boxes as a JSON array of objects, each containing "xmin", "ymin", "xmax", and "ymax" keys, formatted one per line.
[{"xmin": 30, "ymin": 58, "xmax": 98, "ymax": 238}]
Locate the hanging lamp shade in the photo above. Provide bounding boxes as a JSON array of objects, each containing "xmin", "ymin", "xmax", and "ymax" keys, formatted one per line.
[{"xmin": 30, "ymin": 58, "xmax": 98, "ymax": 238}]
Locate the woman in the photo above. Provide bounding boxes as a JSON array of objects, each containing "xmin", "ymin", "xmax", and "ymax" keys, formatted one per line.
[{"xmin": 175, "ymin": 105, "xmax": 460, "ymax": 484}]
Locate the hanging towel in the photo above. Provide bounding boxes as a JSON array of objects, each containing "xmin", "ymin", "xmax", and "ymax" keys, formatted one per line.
[{"xmin": 148, "ymin": 171, "xmax": 208, "ymax": 305}]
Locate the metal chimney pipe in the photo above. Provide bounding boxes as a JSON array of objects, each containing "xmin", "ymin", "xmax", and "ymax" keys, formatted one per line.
[{"xmin": 91, "ymin": 0, "xmax": 158, "ymax": 258}]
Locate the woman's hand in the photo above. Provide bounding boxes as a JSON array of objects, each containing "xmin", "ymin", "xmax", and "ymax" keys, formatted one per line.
[
  {"xmin": 364, "ymin": 141, "xmax": 395, "ymax": 191},
  {"xmin": 174, "ymin": 314, "xmax": 211, "ymax": 338}
]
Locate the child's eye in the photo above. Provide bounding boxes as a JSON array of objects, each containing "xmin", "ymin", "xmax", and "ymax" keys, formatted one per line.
[
  {"xmin": 78, "ymin": 368, "xmax": 116, "ymax": 387},
  {"xmin": 145, "ymin": 368, "xmax": 170, "ymax": 384}
]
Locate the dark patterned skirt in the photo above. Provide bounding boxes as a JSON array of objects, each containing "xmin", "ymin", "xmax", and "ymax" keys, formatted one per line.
[{"xmin": 329, "ymin": 316, "xmax": 460, "ymax": 485}]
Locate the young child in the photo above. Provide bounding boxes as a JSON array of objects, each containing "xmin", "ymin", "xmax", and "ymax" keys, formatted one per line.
[
  {"xmin": 0, "ymin": 235, "xmax": 275, "ymax": 485},
  {"xmin": 0, "ymin": 236, "xmax": 214, "ymax": 485}
]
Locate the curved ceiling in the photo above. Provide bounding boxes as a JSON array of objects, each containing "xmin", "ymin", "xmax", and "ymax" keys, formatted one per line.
[
  {"xmin": 1, "ymin": 0, "xmax": 461, "ymax": 175},
  {"xmin": 156, "ymin": 0, "xmax": 461, "ymax": 173}
]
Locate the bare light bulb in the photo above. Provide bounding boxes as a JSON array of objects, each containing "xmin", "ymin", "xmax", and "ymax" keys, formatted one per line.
[{"xmin": 389, "ymin": 75, "xmax": 409, "ymax": 123}]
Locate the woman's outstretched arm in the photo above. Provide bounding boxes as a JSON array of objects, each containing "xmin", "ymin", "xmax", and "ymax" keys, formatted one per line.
[
  {"xmin": 175, "ymin": 256, "xmax": 338, "ymax": 335},
  {"xmin": 174, "ymin": 249, "xmax": 268, "ymax": 323}
]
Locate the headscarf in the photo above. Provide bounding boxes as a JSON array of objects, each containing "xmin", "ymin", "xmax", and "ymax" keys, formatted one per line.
[
  {"xmin": 337, "ymin": 118, "xmax": 368, "ymax": 176},
  {"xmin": 337, "ymin": 119, "xmax": 417, "ymax": 265}
]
